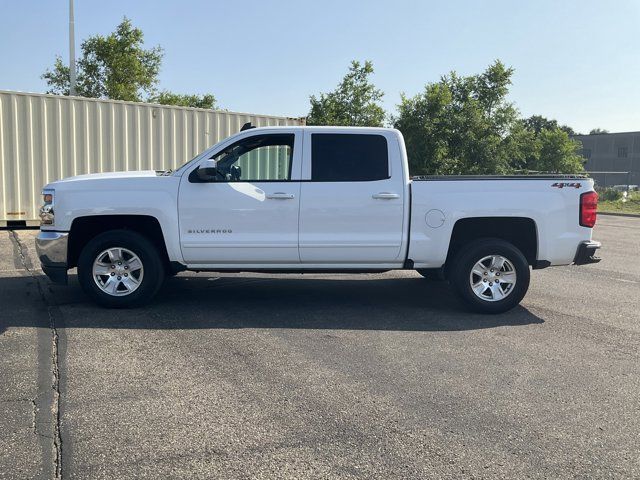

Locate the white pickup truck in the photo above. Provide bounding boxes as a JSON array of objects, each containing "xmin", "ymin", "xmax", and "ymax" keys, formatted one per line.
[{"xmin": 35, "ymin": 126, "xmax": 601, "ymax": 313}]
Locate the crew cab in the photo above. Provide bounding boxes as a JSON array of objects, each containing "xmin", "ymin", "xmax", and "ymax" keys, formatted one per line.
[{"xmin": 35, "ymin": 126, "xmax": 601, "ymax": 313}]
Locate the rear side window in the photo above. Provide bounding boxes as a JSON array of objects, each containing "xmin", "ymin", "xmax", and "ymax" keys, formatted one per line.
[{"xmin": 311, "ymin": 134, "xmax": 389, "ymax": 181}]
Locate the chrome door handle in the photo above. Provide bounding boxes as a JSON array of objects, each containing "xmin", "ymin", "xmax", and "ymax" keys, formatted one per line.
[
  {"xmin": 372, "ymin": 192, "xmax": 399, "ymax": 199},
  {"xmin": 266, "ymin": 192, "xmax": 295, "ymax": 200}
]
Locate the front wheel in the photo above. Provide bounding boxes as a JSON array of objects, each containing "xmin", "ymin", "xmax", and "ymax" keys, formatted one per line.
[
  {"xmin": 77, "ymin": 230, "xmax": 165, "ymax": 308},
  {"xmin": 449, "ymin": 239, "xmax": 530, "ymax": 314}
]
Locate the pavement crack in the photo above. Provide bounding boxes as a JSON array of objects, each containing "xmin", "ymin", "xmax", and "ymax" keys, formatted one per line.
[
  {"xmin": 9, "ymin": 229, "xmax": 35, "ymax": 273},
  {"xmin": 10, "ymin": 230, "xmax": 63, "ymax": 480},
  {"xmin": 49, "ymin": 305, "xmax": 62, "ymax": 480},
  {"xmin": 31, "ymin": 397, "xmax": 38, "ymax": 435}
]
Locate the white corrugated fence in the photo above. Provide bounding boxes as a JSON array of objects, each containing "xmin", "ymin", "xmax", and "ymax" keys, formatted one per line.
[{"xmin": 0, "ymin": 90, "xmax": 305, "ymax": 225}]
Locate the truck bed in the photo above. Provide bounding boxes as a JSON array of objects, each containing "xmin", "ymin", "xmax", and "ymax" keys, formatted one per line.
[{"xmin": 407, "ymin": 175, "xmax": 595, "ymax": 269}]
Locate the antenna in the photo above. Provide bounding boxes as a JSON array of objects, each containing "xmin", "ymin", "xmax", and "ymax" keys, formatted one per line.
[{"xmin": 240, "ymin": 122, "xmax": 256, "ymax": 132}]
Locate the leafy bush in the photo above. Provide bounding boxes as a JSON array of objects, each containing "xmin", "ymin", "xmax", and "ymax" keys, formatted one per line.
[{"xmin": 598, "ymin": 188, "xmax": 623, "ymax": 202}]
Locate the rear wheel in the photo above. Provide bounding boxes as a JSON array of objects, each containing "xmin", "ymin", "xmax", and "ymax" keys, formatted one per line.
[
  {"xmin": 449, "ymin": 238, "xmax": 530, "ymax": 314},
  {"xmin": 77, "ymin": 230, "xmax": 165, "ymax": 308}
]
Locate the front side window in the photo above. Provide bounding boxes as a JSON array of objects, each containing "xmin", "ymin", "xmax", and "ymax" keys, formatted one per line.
[
  {"xmin": 212, "ymin": 134, "xmax": 294, "ymax": 181},
  {"xmin": 311, "ymin": 134, "xmax": 389, "ymax": 181}
]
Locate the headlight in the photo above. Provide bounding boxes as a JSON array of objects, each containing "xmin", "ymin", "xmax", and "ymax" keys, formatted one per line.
[{"xmin": 40, "ymin": 189, "xmax": 55, "ymax": 226}]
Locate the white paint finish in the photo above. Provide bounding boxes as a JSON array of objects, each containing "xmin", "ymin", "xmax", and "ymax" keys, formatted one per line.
[
  {"xmin": 298, "ymin": 128, "xmax": 409, "ymax": 264},
  {"xmin": 0, "ymin": 90, "xmax": 304, "ymax": 223},
  {"xmin": 298, "ymin": 180, "xmax": 405, "ymax": 263},
  {"xmin": 177, "ymin": 129, "xmax": 303, "ymax": 264},
  {"xmin": 53, "ymin": 170, "xmax": 159, "ymax": 183},
  {"xmin": 178, "ymin": 180, "xmax": 301, "ymax": 264},
  {"xmin": 408, "ymin": 179, "xmax": 595, "ymax": 268},
  {"xmin": 425, "ymin": 209, "xmax": 445, "ymax": 228},
  {"xmin": 43, "ymin": 174, "xmax": 183, "ymax": 262}
]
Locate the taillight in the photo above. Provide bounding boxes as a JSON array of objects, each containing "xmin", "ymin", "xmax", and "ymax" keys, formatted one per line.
[{"xmin": 580, "ymin": 191, "xmax": 598, "ymax": 228}]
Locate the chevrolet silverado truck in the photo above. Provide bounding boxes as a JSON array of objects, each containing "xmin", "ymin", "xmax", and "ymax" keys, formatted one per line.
[{"xmin": 35, "ymin": 126, "xmax": 601, "ymax": 313}]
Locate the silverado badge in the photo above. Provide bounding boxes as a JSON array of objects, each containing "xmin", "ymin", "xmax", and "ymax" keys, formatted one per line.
[{"xmin": 187, "ymin": 229, "xmax": 232, "ymax": 234}]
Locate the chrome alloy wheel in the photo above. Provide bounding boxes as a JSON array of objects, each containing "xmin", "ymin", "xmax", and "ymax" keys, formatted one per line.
[
  {"xmin": 469, "ymin": 255, "xmax": 517, "ymax": 302},
  {"xmin": 92, "ymin": 247, "xmax": 144, "ymax": 297}
]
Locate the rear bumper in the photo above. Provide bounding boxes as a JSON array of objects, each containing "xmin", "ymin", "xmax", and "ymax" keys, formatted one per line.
[
  {"xmin": 35, "ymin": 231, "xmax": 69, "ymax": 284},
  {"xmin": 573, "ymin": 240, "xmax": 602, "ymax": 265}
]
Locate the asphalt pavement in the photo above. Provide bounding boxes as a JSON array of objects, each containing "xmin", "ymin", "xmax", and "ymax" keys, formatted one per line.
[{"xmin": 1, "ymin": 215, "xmax": 639, "ymax": 479}]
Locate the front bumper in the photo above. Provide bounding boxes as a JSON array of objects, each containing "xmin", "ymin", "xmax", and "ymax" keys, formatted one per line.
[
  {"xmin": 573, "ymin": 240, "xmax": 602, "ymax": 265},
  {"xmin": 35, "ymin": 231, "xmax": 69, "ymax": 284}
]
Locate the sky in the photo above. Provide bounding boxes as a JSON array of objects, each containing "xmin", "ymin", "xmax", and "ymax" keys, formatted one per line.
[{"xmin": 0, "ymin": 0, "xmax": 638, "ymax": 133}]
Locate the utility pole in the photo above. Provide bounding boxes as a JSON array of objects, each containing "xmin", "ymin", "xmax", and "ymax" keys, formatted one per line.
[{"xmin": 69, "ymin": 0, "xmax": 77, "ymax": 96}]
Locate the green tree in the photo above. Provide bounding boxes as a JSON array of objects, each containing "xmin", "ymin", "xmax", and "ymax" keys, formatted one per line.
[
  {"xmin": 393, "ymin": 61, "xmax": 584, "ymax": 175},
  {"xmin": 589, "ymin": 128, "xmax": 609, "ymax": 135},
  {"xmin": 151, "ymin": 91, "xmax": 217, "ymax": 109},
  {"xmin": 393, "ymin": 60, "xmax": 518, "ymax": 175},
  {"xmin": 42, "ymin": 17, "xmax": 217, "ymax": 107},
  {"xmin": 43, "ymin": 18, "xmax": 163, "ymax": 101},
  {"xmin": 307, "ymin": 60, "xmax": 385, "ymax": 126},
  {"xmin": 516, "ymin": 118, "xmax": 585, "ymax": 173},
  {"xmin": 536, "ymin": 129, "xmax": 584, "ymax": 173},
  {"xmin": 503, "ymin": 121, "xmax": 539, "ymax": 172},
  {"xmin": 522, "ymin": 115, "xmax": 575, "ymax": 136}
]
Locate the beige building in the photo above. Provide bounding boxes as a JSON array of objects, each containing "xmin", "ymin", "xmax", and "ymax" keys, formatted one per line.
[{"xmin": 0, "ymin": 90, "xmax": 305, "ymax": 226}]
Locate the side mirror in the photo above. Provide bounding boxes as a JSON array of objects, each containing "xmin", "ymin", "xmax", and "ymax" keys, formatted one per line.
[{"xmin": 196, "ymin": 159, "xmax": 218, "ymax": 181}]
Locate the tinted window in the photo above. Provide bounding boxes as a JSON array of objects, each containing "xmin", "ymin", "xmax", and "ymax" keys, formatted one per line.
[
  {"xmin": 213, "ymin": 134, "xmax": 293, "ymax": 181},
  {"xmin": 311, "ymin": 134, "xmax": 389, "ymax": 181}
]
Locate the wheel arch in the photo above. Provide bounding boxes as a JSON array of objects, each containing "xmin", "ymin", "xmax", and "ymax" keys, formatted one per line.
[
  {"xmin": 68, "ymin": 215, "xmax": 170, "ymax": 269},
  {"xmin": 445, "ymin": 217, "xmax": 538, "ymax": 272}
]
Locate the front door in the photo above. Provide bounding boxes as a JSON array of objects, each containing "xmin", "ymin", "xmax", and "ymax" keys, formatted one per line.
[{"xmin": 179, "ymin": 131, "xmax": 302, "ymax": 265}]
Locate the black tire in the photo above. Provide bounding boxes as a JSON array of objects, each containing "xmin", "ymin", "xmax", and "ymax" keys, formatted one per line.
[
  {"xmin": 449, "ymin": 238, "xmax": 530, "ymax": 314},
  {"xmin": 77, "ymin": 230, "xmax": 165, "ymax": 308}
]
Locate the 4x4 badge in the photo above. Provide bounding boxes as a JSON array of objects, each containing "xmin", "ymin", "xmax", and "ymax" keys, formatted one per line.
[{"xmin": 551, "ymin": 182, "xmax": 581, "ymax": 189}]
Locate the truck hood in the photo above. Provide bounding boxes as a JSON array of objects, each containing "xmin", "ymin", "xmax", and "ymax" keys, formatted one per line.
[{"xmin": 49, "ymin": 170, "xmax": 160, "ymax": 185}]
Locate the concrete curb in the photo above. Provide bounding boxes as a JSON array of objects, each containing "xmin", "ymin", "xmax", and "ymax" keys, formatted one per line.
[{"xmin": 598, "ymin": 211, "xmax": 640, "ymax": 218}]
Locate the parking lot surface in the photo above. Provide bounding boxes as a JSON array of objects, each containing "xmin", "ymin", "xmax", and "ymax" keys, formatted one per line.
[{"xmin": 1, "ymin": 215, "xmax": 639, "ymax": 479}]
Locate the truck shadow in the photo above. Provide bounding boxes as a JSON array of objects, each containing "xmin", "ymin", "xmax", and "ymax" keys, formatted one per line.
[{"xmin": 0, "ymin": 273, "xmax": 544, "ymax": 333}]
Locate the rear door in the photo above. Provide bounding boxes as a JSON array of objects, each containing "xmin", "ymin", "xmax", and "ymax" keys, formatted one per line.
[{"xmin": 299, "ymin": 130, "xmax": 405, "ymax": 264}]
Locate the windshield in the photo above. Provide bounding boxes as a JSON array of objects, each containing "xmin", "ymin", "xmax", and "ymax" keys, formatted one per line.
[
  {"xmin": 172, "ymin": 132, "xmax": 247, "ymax": 175},
  {"xmin": 172, "ymin": 150, "xmax": 209, "ymax": 175}
]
